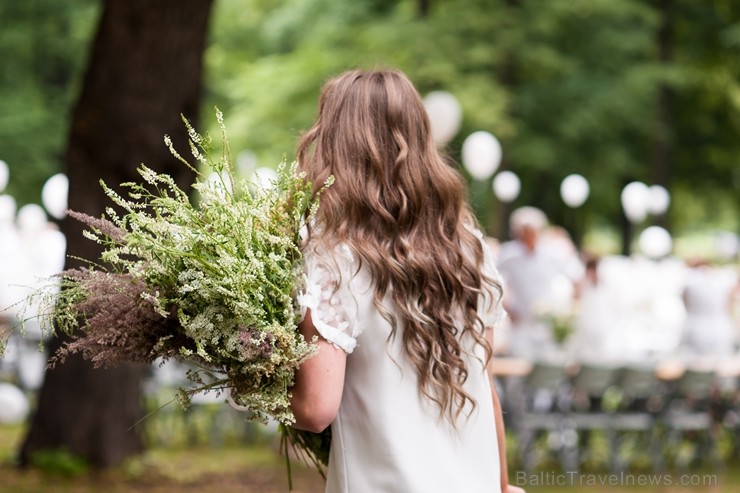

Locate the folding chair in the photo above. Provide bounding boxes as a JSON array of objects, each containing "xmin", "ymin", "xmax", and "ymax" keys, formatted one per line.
[
  {"xmin": 661, "ymin": 368, "xmax": 722, "ymax": 470},
  {"xmin": 561, "ymin": 363, "xmax": 620, "ymax": 471},
  {"xmin": 511, "ymin": 361, "xmax": 570, "ymax": 472},
  {"xmin": 609, "ymin": 365, "xmax": 665, "ymax": 473}
]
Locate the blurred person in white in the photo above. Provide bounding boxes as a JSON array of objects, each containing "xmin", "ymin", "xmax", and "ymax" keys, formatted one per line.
[
  {"xmin": 679, "ymin": 258, "xmax": 739, "ymax": 361},
  {"xmin": 496, "ymin": 207, "xmax": 580, "ymax": 360},
  {"xmin": 540, "ymin": 225, "xmax": 586, "ymax": 282},
  {"xmin": 566, "ymin": 255, "xmax": 625, "ymax": 363}
]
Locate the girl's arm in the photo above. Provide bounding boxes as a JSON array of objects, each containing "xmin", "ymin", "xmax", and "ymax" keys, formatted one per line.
[
  {"xmin": 289, "ymin": 309, "xmax": 347, "ymax": 433},
  {"xmin": 487, "ymin": 327, "xmax": 526, "ymax": 493}
]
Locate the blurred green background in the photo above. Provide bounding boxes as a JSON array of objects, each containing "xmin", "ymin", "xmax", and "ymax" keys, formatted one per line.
[
  {"xmin": 1, "ymin": 1, "xmax": 739, "ymax": 491},
  {"xmin": 1, "ymin": 0, "xmax": 738, "ymax": 257}
]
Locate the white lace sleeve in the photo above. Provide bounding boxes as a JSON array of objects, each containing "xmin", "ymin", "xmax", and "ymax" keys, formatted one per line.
[{"xmin": 296, "ymin": 245, "xmax": 362, "ymax": 354}]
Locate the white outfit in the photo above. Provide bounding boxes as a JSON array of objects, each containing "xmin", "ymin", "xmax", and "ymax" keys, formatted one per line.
[
  {"xmin": 496, "ymin": 241, "xmax": 576, "ymax": 360},
  {"xmin": 681, "ymin": 266, "xmax": 738, "ymax": 358},
  {"xmin": 297, "ymin": 234, "xmax": 503, "ymax": 493},
  {"xmin": 566, "ymin": 281, "xmax": 623, "ymax": 364}
]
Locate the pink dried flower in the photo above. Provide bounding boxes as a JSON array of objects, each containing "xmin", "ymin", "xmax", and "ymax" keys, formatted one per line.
[
  {"xmin": 238, "ymin": 327, "xmax": 275, "ymax": 360},
  {"xmin": 67, "ymin": 210, "xmax": 126, "ymax": 242},
  {"xmin": 51, "ymin": 270, "xmax": 192, "ymax": 367}
]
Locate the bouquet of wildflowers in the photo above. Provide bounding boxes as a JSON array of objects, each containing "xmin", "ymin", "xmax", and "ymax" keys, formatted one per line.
[{"xmin": 19, "ymin": 110, "xmax": 332, "ymax": 474}]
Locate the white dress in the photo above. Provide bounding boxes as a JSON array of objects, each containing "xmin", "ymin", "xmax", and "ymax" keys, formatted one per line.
[
  {"xmin": 681, "ymin": 266, "xmax": 738, "ymax": 358},
  {"xmin": 297, "ymin": 234, "xmax": 504, "ymax": 493}
]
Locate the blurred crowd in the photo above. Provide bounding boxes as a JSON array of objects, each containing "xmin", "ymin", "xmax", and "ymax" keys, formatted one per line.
[
  {"xmin": 0, "ymin": 197, "xmax": 66, "ymax": 394},
  {"xmin": 0, "ymin": 199, "xmax": 738, "ymax": 426},
  {"xmin": 489, "ymin": 206, "xmax": 740, "ymax": 367},
  {"xmin": 1, "ymin": 200, "xmax": 738, "ymax": 379}
]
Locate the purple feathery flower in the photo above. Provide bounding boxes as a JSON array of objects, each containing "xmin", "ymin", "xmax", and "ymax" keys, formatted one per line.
[
  {"xmin": 238, "ymin": 327, "xmax": 275, "ymax": 360},
  {"xmin": 51, "ymin": 270, "xmax": 191, "ymax": 367},
  {"xmin": 67, "ymin": 210, "xmax": 126, "ymax": 242}
]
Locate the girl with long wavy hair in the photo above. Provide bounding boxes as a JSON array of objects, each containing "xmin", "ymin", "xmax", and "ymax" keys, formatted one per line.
[{"xmin": 290, "ymin": 68, "xmax": 523, "ymax": 493}]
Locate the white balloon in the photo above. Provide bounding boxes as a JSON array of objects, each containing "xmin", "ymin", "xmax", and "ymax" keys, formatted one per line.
[
  {"xmin": 560, "ymin": 174, "xmax": 590, "ymax": 208},
  {"xmin": 0, "ymin": 194, "xmax": 17, "ymax": 223},
  {"xmin": 41, "ymin": 173, "xmax": 69, "ymax": 220},
  {"xmin": 621, "ymin": 181, "xmax": 650, "ymax": 224},
  {"xmin": 0, "ymin": 383, "xmax": 29, "ymax": 424},
  {"xmin": 17, "ymin": 203, "xmax": 48, "ymax": 233},
  {"xmin": 236, "ymin": 150, "xmax": 258, "ymax": 177},
  {"xmin": 251, "ymin": 167, "xmax": 279, "ymax": 189},
  {"xmin": 204, "ymin": 171, "xmax": 233, "ymax": 198},
  {"xmin": 0, "ymin": 160, "xmax": 8, "ymax": 193},
  {"xmin": 639, "ymin": 226, "xmax": 672, "ymax": 259},
  {"xmin": 462, "ymin": 131, "xmax": 502, "ymax": 181},
  {"xmin": 423, "ymin": 91, "xmax": 462, "ymax": 147},
  {"xmin": 492, "ymin": 171, "xmax": 521, "ymax": 203},
  {"xmin": 648, "ymin": 184, "xmax": 670, "ymax": 215}
]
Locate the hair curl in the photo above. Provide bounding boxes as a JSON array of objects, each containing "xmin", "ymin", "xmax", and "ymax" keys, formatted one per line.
[{"xmin": 297, "ymin": 68, "xmax": 501, "ymax": 421}]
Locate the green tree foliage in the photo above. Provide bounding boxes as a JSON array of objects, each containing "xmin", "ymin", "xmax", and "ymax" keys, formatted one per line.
[
  {"xmin": 670, "ymin": 1, "xmax": 740, "ymax": 233},
  {"xmin": 205, "ymin": 0, "xmax": 738, "ymax": 245},
  {"xmin": 3, "ymin": 0, "xmax": 737, "ymax": 245},
  {"xmin": 0, "ymin": 0, "xmax": 99, "ymax": 208}
]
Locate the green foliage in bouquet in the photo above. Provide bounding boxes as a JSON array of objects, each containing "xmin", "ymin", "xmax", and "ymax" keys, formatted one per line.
[
  {"xmin": 279, "ymin": 423, "xmax": 331, "ymax": 484},
  {"xmin": 19, "ymin": 109, "xmax": 333, "ymax": 474}
]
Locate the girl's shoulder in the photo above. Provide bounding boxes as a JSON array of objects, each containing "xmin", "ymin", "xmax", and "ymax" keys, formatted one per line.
[
  {"xmin": 303, "ymin": 240, "xmax": 356, "ymax": 273},
  {"xmin": 463, "ymin": 223, "xmax": 500, "ymax": 270}
]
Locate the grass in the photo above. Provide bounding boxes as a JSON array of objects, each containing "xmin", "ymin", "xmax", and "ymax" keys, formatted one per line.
[
  {"xmin": 1, "ymin": 421, "xmax": 740, "ymax": 493},
  {"xmin": 0, "ymin": 423, "xmax": 324, "ymax": 493}
]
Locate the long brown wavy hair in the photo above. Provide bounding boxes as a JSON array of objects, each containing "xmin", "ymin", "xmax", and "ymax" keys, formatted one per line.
[{"xmin": 297, "ymin": 68, "xmax": 501, "ymax": 421}]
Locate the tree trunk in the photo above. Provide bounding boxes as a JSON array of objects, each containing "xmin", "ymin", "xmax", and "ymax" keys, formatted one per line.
[{"xmin": 20, "ymin": 0, "xmax": 213, "ymax": 468}]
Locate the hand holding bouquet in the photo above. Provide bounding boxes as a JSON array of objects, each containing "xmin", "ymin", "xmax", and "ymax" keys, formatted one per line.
[{"xmin": 18, "ymin": 110, "xmax": 332, "ymax": 473}]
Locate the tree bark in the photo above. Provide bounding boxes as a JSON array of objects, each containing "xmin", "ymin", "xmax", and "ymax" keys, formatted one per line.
[{"xmin": 20, "ymin": 0, "xmax": 213, "ymax": 468}]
